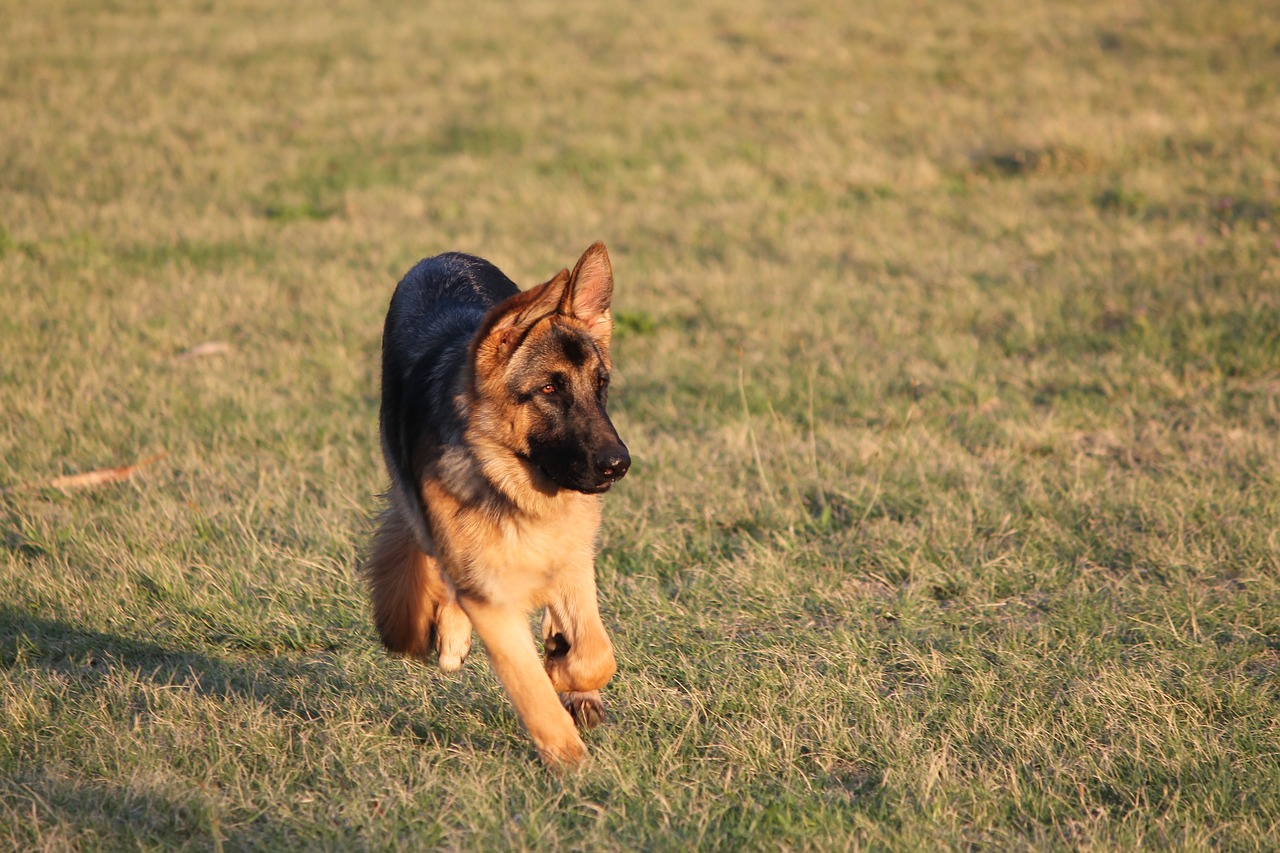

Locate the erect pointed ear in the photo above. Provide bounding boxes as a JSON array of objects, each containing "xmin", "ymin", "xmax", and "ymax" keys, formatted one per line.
[
  {"xmin": 559, "ymin": 241, "xmax": 614, "ymax": 350},
  {"xmin": 475, "ymin": 268, "xmax": 570, "ymax": 362}
]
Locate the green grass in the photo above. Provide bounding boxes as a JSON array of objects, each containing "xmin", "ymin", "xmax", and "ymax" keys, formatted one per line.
[{"xmin": 3, "ymin": 0, "xmax": 1280, "ymax": 848}]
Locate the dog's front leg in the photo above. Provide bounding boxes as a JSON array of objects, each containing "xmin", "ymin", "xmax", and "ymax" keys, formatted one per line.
[
  {"xmin": 542, "ymin": 612, "xmax": 606, "ymax": 730},
  {"xmin": 542, "ymin": 567, "xmax": 617, "ymax": 730},
  {"xmin": 458, "ymin": 595, "xmax": 587, "ymax": 769}
]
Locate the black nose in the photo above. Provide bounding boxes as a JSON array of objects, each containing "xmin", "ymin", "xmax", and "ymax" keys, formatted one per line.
[{"xmin": 596, "ymin": 445, "xmax": 631, "ymax": 482}]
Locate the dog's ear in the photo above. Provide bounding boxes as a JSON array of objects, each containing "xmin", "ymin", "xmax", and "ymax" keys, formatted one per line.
[
  {"xmin": 559, "ymin": 242, "xmax": 614, "ymax": 350},
  {"xmin": 475, "ymin": 268, "xmax": 570, "ymax": 363}
]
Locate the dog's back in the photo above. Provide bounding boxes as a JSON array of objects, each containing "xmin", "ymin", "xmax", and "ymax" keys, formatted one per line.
[
  {"xmin": 380, "ymin": 253, "xmax": 520, "ymax": 549},
  {"xmin": 382, "ymin": 253, "xmax": 519, "ymax": 402},
  {"xmin": 384, "ymin": 253, "xmax": 519, "ymax": 358}
]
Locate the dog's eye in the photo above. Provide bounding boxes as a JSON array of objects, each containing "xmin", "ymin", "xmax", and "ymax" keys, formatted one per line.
[{"xmin": 540, "ymin": 383, "xmax": 557, "ymax": 395}]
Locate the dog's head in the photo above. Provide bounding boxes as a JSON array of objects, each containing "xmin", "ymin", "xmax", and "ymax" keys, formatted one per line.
[{"xmin": 471, "ymin": 242, "xmax": 630, "ymax": 495}]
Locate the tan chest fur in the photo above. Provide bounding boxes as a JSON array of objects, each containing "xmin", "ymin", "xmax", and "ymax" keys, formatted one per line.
[{"xmin": 422, "ymin": 479, "xmax": 601, "ymax": 610}]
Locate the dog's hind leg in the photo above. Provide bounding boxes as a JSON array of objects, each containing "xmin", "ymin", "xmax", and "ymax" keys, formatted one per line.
[
  {"xmin": 431, "ymin": 589, "xmax": 472, "ymax": 672},
  {"xmin": 363, "ymin": 507, "xmax": 472, "ymax": 670}
]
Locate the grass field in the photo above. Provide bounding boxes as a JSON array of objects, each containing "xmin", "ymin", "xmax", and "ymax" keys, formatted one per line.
[{"xmin": 3, "ymin": 0, "xmax": 1280, "ymax": 848}]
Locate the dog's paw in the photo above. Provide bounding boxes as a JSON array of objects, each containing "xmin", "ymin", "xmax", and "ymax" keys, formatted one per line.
[
  {"xmin": 538, "ymin": 733, "xmax": 589, "ymax": 773},
  {"xmin": 560, "ymin": 690, "xmax": 605, "ymax": 730},
  {"xmin": 433, "ymin": 599, "xmax": 472, "ymax": 672}
]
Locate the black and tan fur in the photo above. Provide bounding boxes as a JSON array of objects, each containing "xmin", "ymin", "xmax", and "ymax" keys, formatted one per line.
[{"xmin": 363, "ymin": 242, "xmax": 629, "ymax": 768}]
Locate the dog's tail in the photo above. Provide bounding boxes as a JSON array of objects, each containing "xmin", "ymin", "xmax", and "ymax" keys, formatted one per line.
[{"xmin": 362, "ymin": 505, "xmax": 472, "ymax": 671}]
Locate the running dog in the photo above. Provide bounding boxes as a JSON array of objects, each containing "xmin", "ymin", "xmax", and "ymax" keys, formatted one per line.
[{"xmin": 363, "ymin": 242, "xmax": 629, "ymax": 768}]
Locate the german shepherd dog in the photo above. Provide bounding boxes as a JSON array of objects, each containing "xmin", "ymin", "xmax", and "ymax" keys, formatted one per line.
[{"xmin": 363, "ymin": 242, "xmax": 629, "ymax": 768}]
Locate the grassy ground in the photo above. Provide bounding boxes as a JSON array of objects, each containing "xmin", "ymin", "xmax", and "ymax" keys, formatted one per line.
[{"xmin": 3, "ymin": 0, "xmax": 1280, "ymax": 848}]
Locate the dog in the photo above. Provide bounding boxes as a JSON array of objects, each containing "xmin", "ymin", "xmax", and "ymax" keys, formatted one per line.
[{"xmin": 363, "ymin": 242, "xmax": 630, "ymax": 768}]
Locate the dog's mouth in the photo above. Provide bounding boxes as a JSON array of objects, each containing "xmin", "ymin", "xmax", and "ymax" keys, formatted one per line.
[{"xmin": 535, "ymin": 462, "xmax": 612, "ymax": 495}]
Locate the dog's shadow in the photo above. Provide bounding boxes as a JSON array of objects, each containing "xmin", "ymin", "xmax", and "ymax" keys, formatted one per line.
[
  {"xmin": 0, "ymin": 602, "xmax": 529, "ymax": 840},
  {"xmin": 0, "ymin": 602, "xmax": 503, "ymax": 748}
]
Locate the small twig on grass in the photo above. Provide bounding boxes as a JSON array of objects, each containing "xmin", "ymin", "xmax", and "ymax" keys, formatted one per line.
[
  {"xmin": 1, "ymin": 453, "xmax": 166, "ymax": 495},
  {"xmin": 177, "ymin": 342, "xmax": 232, "ymax": 359}
]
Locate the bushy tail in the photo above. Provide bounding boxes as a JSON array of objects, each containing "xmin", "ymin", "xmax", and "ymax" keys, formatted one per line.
[{"xmin": 362, "ymin": 506, "xmax": 471, "ymax": 669}]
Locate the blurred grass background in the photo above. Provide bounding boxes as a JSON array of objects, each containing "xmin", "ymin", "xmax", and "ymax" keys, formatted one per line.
[{"xmin": 2, "ymin": 0, "xmax": 1280, "ymax": 848}]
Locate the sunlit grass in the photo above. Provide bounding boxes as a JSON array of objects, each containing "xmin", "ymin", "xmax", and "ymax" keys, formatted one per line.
[{"xmin": 3, "ymin": 0, "xmax": 1279, "ymax": 848}]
